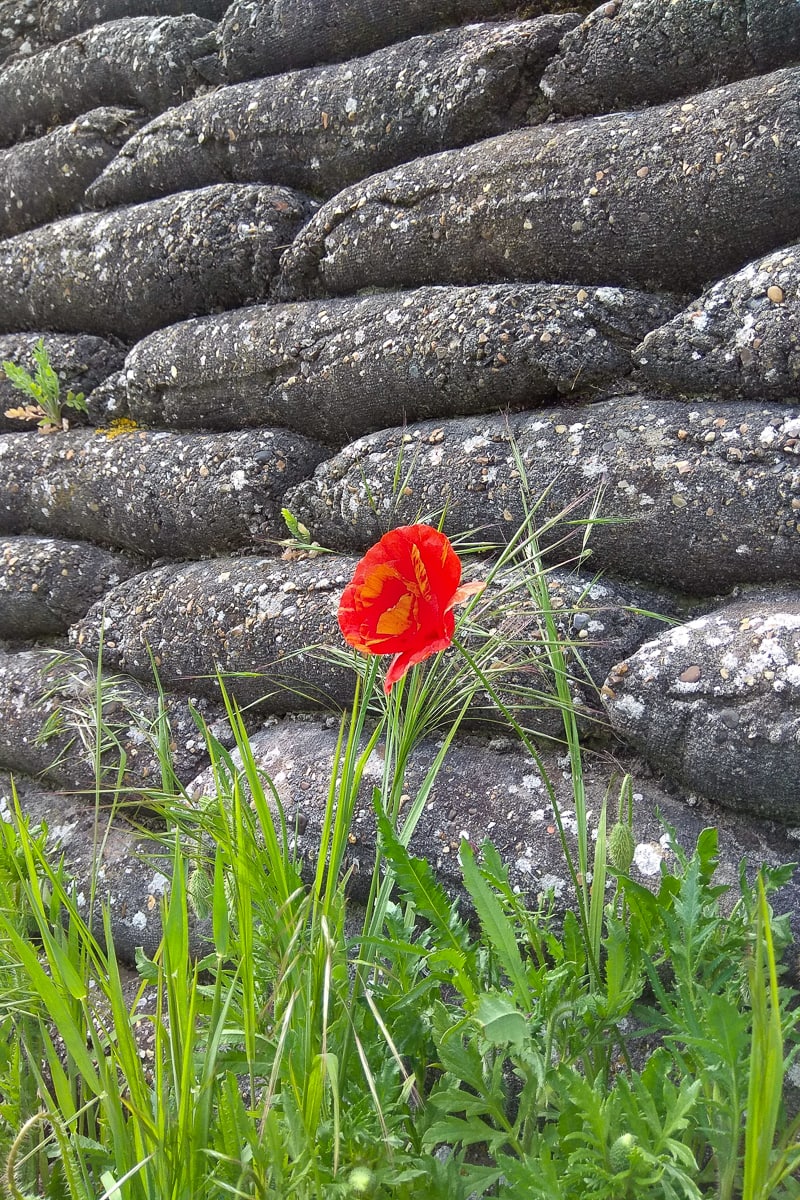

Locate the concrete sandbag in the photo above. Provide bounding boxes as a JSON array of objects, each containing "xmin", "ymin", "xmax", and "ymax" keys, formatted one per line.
[
  {"xmin": 602, "ymin": 589, "xmax": 800, "ymax": 820},
  {"xmin": 87, "ymin": 17, "xmax": 579, "ymax": 207},
  {"xmin": 184, "ymin": 718, "xmax": 800, "ymax": 924},
  {"xmin": 0, "ymin": 535, "xmax": 138, "ymax": 637},
  {"xmin": 279, "ymin": 66, "xmax": 800, "ymax": 298},
  {"xmin": 0, "ymin": 768, "xmax": 196, "ymax": 964},
  {"xmin": 0, "ymin": 0, "xmax": 40, "ymax": 69},
  {"xmin": 635, "ymin": 243, "xmax": 800, "ymax": 401},
  {"xmin": 0, "ymin": 184, "xmax": 314, "ymax": 340},
  {"xmin": 72, "ymin": 554, "xmax": 358, "ymax": 711},
  {"xmin": 541, "ymin": 0, "xmax": 800, "ymax": 117},
  {"xmin": 0, "ymin": 426, "xmax": 326, "ymax": 557},
  {"xmin": 40, "ymin": 0, "xmax": 230, "ymax": 40},
  {"xmin": 0, "ymin": 15, "xmax": 219, "ymax": 147},
  {"xmin": 6, "ymin": 728, "xmax": 800, "ymax": 960},
  {"xmin": 0, "ymin": 331, "xmax": 125, "ymax": 431},
  {"xmin": 0, "ymin": 108, "xmax": 143, "ymax": 239},
  {"xmin": 0, "ymin": 772, "xmax": 165, "ymax": 956},
  {"xmin": 283, "ymin": 397, "xmax": 800, "ymax": 594},
  {"xmin": 94, "ymin": 284, "xmax": 679, "ymax": 442},
  {"xmin": 219, "ymin": 0, "xmax": 577, "ymax": 82}
]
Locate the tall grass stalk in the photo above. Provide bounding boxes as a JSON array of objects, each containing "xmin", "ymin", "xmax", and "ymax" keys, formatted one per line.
[{"xmin": 743, "ymin": 875, "xmax": 800, "ymax": 1198}]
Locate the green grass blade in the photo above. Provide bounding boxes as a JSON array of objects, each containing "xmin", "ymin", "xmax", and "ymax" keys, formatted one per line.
[
  {"xmin": 743, "ymin": 874, "xmax": 785, "ymax": 1199},
  {"xmin": 587, "ymin": 796, "xmax": 607, "ymax": 971},
  {"xmin": 374, "ymin": 803, "xmax": 474, "ymax": 1003},
  {"xmin": 0, "ymin": 915, "xmax": 102, "ymax": 1095}
]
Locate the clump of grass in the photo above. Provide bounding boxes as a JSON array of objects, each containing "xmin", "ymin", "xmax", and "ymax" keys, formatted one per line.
[{"xmin": 1, "ymin": 506, "xmax": 799, "ymax": 1199}]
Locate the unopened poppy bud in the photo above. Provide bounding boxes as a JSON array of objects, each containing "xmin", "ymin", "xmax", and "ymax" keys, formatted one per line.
[
  {"xmin": 608, "ymin": 820, "xmax": 635, "ymax": 872},
  {"xmin": 346, "ymin": 1166, "xmax": 377, "ymax": 1195},
  {"xmin": 609, "ymin": 1132, "xmax": 637, "ymax": 1172}
]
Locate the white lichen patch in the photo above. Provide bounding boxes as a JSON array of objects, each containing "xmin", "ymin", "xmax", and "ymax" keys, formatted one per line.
[
  {"xmin": 612, "ymin": 693, "xmax": 646, "ymax": 722},
  {"xmin": 633, "ymin": 841, "xmax": 664, "ymax": 876}
]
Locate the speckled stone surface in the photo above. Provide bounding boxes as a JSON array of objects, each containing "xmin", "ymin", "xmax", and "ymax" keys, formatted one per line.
[
  {"xmin": 541, "ymin": 0, "xmax": 800, "ymax": 115},
  {"xmin": 71, "ymin": 553, "xmax": 357, "ymax": 710},
  {"xmin": 88, "ymin": 17, "xmax": 577, "ymax": 207},
  {"xmin": 0, "ymin": 14, "xmax": 220, "ymax": 147},
  {"xmin": 8, "ymin": 715, "xmax": 800, "ymax": 966},
  {"xmin": 38, "ymin": 0, "xmax": 230, "ymax": 40},
  {"xmin": 92, "ymin": 284, "xmax": 679, "ymax": 442},
  {"xmin": 636, "ymin": 243, "xmax": 800, "ymax": 401},
  {"xmin": 0, "ymin": 427, "xmax": 326, "ymax": 557},
  {"xmin": 0, "ymin": 108, "xmax": 144, "ymax": 239},
  {"xmin": 483, "ymin": 569, "xmax": 691, "ymax": 736},
  {"xmin": 185, "ymin": 718, "xmax": 800, "ymax": 935},
  {"xmin": 278, "ymin": 66, "xmax": 800, "ymax": 297},
  {"xmin": 69, "ymin": 552, "xmax": 682, "ymax": 724},
  {"xmin": 0, "ymin": 535, "xmax": 139, "ymax": 637},
  {"xmin": 602, "ymin": 589, "xmax": 800, "ymax": 818},
  {"xmin": 284, "ymin": 397, "xmax": 800, "ymax": 593},
  {"xmin": 0, "ymin": 0, "xmax": 796, "ymax": 883},
  {"xmin": 0, "ymin": 0, "xmax": 39, "ymax": 68},
  {"xmin": 219, "ymin": 0, "xmax": 575, "ymax": 82},
  {"xmin": 0, "ymin": 183, "xmax": 315, "ymax": 339},
  {"xmin": 0, "ymin": 770, "xmax": 209, "ymax": 962}
]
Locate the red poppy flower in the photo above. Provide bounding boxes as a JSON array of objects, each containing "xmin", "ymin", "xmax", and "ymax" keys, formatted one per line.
[{"xmin": 338, "ymin": 524, "xmax": 483, "ymax": 694}]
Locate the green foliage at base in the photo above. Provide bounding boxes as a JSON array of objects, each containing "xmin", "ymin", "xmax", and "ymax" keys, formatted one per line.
[{"xmin": 1, "ymin": 731, "xmax": 799, "ymax": 1198}]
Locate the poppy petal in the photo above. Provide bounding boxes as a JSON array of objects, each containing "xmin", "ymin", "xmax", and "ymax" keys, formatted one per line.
[
  {"xmin": 384, "ymin": 651, "xmax": 413, "ymax": 693},
  {"xmin": 410, "ymin": 543, "xmax": 434, "ymax": 602},
  {"xmin": 448, "ymin": 580, "xmax": 485, "ymax": 609},
  {"xmin": 375, "ymin": 591, "xmax": 415, "ymax": 636}
]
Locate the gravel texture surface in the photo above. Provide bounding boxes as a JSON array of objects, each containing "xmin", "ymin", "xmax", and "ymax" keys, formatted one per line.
[
  {"xmin": 284, "ymin": 396, "xmax": 800, "ymax": 593},
  {"xmin": 0, "ymin": 426, "xmax": 326, "ymax": 557},
  {"xmin": 0, "ymin": 108, "xmax": 144, "ymax": 239},
  {"xmin": 602, "ymin": 588, "xmax": 800, "ymax": 819},
  {"xmin": 219, "ymin": 0, "xmax": 579, "ymax": 82},
  {"xmin": 89, "ymin": 17, "xmax": 577, "ymax": 206},
  {"xmin": 0, "ymin": 14, "xmax": 221, "ymax": 147},
  {"xmin": 0, "ymin": 183, "xmax": 315, "ymax": 339},
  {"xmin": 541, "ymin": 0, "xmax": 800, "ymax": 115},
  {"xmin": 0, "ymin": 535, "xmax": 139, "ymax": 636},
  {"xmin": 636, "ymin": 242, "xmax": 800, "ymax": 402}
]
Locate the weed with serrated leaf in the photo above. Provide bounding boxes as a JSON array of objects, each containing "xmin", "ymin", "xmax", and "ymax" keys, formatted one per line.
[{"xmin": 2, "ymin": 339, "xmax": 87, "ymax": 432}]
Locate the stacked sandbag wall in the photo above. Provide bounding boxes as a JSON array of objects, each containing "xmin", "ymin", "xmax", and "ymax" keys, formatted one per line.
[{"xmin": 1, "ymin": 0, "xmax": 799, "ymax": 951}]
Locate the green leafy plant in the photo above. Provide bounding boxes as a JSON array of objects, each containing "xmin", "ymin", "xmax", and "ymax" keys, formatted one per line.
[
  {"xmin": 2, "ymin": 339, "xmax": 87, "ymax": 432},
  {"xmin": 280, "ymin": 507, "xmax": 331, "ymax": 555}
]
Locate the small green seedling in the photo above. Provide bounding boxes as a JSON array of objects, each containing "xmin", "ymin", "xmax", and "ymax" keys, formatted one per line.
[
  {"xmin": 2, "ymin": 338, "xmax": 88, "ymax": 432},
  {"xmin": 279, "ymin": 505, "xmax": 330, "ymax": 554}
]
